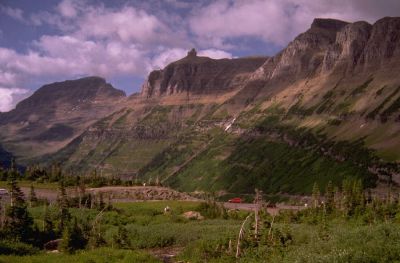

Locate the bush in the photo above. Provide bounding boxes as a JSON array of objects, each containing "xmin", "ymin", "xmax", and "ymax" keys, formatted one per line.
[{"xmin": 0, "ymin": 240, "xmax": 39, "ymax": 256}]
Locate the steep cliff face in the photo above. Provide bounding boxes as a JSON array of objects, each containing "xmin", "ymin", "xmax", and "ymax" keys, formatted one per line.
[
  {"xmin": 141, "ymin": 50, "xmax": 267, "ymax": 97},
  {"xmin": 253, "ymin": 17, "xmax": 400, "ymax": 82},
  {"xmin": 253, "ymin": 18, "xmax": 348, "ymax": 81},
  {"xmin": 0, "ymin": 76, "xmax": 126, "ymax": 163}
]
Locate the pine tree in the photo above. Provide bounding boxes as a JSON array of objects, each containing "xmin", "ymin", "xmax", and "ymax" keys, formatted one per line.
[
  {"xmin": 29, "ymin": 185, "xmax": 38, "ymax": 207},
  {"xmin": 57, "ymin": 179, "xmax": 70, "ymax": 231},
  {"xmin": 60, "ymin": 217, "xmax": 87, "ymax": 253},
  {"xmin": 0, "ymin": 162, "xmax": 6, "ymax": 181},
  {"xmin": 98, "ymin": 193, "xmax": 105, "ymax": 211},
  {"xmin": 60, "ymin": 225, "xmax": 73, "ymax": 253},
  {"xmin": 325, "ymin": 181, "xmax": 335, "ymax": 213},
  {"xmin": 43, "ymin": 203, "xmax": 55, "ymax": 239},
  {"xmin": 312, "ymin": 182, "xmax": 320, "ymax": 209},
  {"xmin": 5, "ymin": 171, "xmax": 34, "ymax": 242}
]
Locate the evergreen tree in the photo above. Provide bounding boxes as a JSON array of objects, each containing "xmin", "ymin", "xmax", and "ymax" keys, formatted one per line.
[
  {"xmin": 60, "ymin": 217, "xmax": 87, "ymax": 253},
  {"xmin": 57, "ymin": 179, "xmax": 70, "ymax": 231},
  {"xmin": 98, "ymin": 193, "xmax": 105, "ymax": 211},
  {"xmin": 325, "ymin": 181, "xmax": 335, "ymax": 213},
  {"xmin": 29, "ymin": 185, "xmax": 38, "ymax": 207},
  {"xmin": 50, "ymin": 163, "xmax": 62, "ymax": 182},
  {"xmin": 43, "ymin": 203, "xmax": 55, "ymax": 240},
  {"xmin": 59, "ymin": 225, "xmax": 73, "ymax": 253},
  {"xmin": 5, "ymin": 172, "xmax": 34, "ymax": 242},
  {"xmin": 0, "ymin": 162, "xmax": 6, "ymax": 181},
  {"xmin": 311, "ymin": 182, "xmax": 320, "ymax": 209}
]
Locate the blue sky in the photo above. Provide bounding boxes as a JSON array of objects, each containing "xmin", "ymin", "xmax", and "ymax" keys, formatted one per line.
[{"xmin": 0, "ymin": 0, "xmax": 399, "ymax": 111}]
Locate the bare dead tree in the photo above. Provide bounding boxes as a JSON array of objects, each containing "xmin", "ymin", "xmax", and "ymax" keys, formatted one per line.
[{"xmin": 236, "ymin": 214, "xmax": 252, "ymax": 258}]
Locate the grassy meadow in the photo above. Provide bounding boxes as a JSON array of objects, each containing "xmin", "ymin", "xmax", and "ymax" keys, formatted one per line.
[{"xmin": 2, "ymin": 199, "xmax": 400, "ymax": 262}]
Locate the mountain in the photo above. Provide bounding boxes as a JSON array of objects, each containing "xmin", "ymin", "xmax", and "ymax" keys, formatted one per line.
[
  {"xmin": 0, "ymin": 76, "xmax": 126, "ymax": 163},
  {"xmin": 4, "ymin": 17, "xmax": 400, "ymax": 196},
  {"xmin": 48, "ymin": 53, "xmax": 268, "ymax": 177}
]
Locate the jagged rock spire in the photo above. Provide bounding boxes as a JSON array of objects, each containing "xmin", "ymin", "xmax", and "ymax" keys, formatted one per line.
[{"xmin": 187, "ymin": 48, "xmax": 197, "ymax": 57}]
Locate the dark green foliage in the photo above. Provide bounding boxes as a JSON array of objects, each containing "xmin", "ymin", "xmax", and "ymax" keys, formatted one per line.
[
  {"xmin": 42, "ymin": 204, "xmax": 56, "ymax": 241},
  {"xmin": 315, "ymin": 98, "xmax": 335, "ymax": 114},
  {"xmin": 4, "ymin": 172, "xmax": 34, "ymax": 243},
  {"xmin": 350, "ymin": 77, "xmax": 374, "ymax": 96},
  {"xmin": 325, "ymin": 181, "xmax": 335, "ymax": 213},
  {"xmin": 57, "ymin": 180, "xmax": 71, "ymax": 231},
  {"xmin": 0, "ymin": 240, "xmax": 39, "ymax": 256},
  {"xmin": 323, "ymin": 90, "xmax": 335, "ymax": 99},
  {"xmin": 375, "ymin": 86, "xmax": 386, "ymax": 97},
  {"xmin": 217, "ymin": 138, "xmax": 375, "ymax": 194},
  {"xmin": 287, "ymin": 101, "xmax": 315, "ymax": 116},
  {"xmin": 367, "ymin": 85, "xmax": 400, "ymax": 119},
  {"xmin": 60, "ymin": 217, "xmax": 87, "ymax": 253},
  {"xmin": 112, "ymin": 225, "xmax": 130, "ymax": 249},
  {"xmin": 380, "ymin": 89, "xmax": 400, "ymax": 119},
  {"xmin": 327, "ymin": 118, "xmax": 342, "ymax": 126},
  {"xmin": 28, "ymin": 185, "xmax": 38, "ymax": 207},
  {"xmin": 195, "ymin": 200, "xmax": 228, "ymax": 219}
]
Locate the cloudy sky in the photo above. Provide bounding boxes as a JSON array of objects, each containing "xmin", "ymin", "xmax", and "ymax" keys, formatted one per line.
[{"xmin": 0, "ymin": 0, "xmax": 399, "ymax": 112}]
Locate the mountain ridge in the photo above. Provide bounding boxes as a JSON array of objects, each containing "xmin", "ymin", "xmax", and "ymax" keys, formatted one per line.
[{"xmin": 2, "ymin": 17, "xmax": 400, "ymax": 195}]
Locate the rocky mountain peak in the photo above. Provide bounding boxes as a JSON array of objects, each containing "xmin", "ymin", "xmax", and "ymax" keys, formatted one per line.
[
  {"xmin": 254, "ymin": 17, "xmax": 400, "ymax": 81},
  {"xmin": 15, "ymin": 76, "xmax": 125, "ymax": 112},
  {"xmin": 311, "ymin": 18, "xmax": 349, "ymax": 31},
  {"xmin": 187, "ymin": 48, "xmax": 197, "ymax": 58},
  {"xmin": 141, "ymin": 53, "xmax": 267, "ymax": 98}
]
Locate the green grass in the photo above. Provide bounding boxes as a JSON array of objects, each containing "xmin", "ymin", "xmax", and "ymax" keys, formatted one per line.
[
  {"xmin": 162, "ymin": 129, "xmax": 373, "ymax": 194},
  {"xmin": 29, "ymin": 201, "xmax": 242, "ymax": 252},
  {"xmin": 190, "ymin": 222, "xmax": 400, "ymax": 263},
  {"xmin": 0, "ymin": 248, "xmax": 160, "ymax": 263},
  {"xmin": 6, "ymin": 201, "xmax": 400, "ymax": 262}
]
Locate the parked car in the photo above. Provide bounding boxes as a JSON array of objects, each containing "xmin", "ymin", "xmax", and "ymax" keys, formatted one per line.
[{"xmin": 228, "ymin": 197, "xmax": 243, "ymax": 203}]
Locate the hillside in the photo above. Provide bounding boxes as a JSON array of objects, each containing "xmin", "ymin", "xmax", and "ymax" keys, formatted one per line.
[{"xmin": 4, "ymin": 17, "xmax": 400, "ymax": 195}]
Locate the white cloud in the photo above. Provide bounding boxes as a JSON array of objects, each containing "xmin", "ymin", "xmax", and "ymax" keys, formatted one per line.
[
  {"xmin": 0, "ymin": 5, "xmax": 25, "ymax": 23},
  {"xmin": 0, "ymin": 87, "xmax": 29, "ymax": 112},
  {"xmin": 150, "ymin": 48, "xmax": 187, "ymax": 70},
  {"xmin": 57, "ymin": 0, "xmax": 79, "ymax": 18},
  {"xmin": 198, "ymin": 49, "xmax": 233, "ymax": 59},
  {"xmin": 189, "ymin": 0, "xmax": 400, "ymax": 47},
  {"xmin": 75, "ymin": 5, "xmax": 186, "ymax": 47},
  {"xmin": 150, "ymin": 48, "xmax": 233, "ymax": 70}
]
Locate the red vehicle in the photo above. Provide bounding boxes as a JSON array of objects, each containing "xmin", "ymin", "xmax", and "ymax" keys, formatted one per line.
[{"xmin": 228, "ymin": 197, "xmax": 243, "ymax": 203}]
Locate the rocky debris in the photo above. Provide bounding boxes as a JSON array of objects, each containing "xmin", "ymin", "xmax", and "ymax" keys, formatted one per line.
[
  {"xmin": 182, "ymin": 211, "xmax": 204, "ymax": 220},
  {"xmin": 87, "ymin": 186, "xmax": 197, "ymax": 201},
  {"xmin": 44, "ymin": 239, "xmax": 62, "ymax": 251}
]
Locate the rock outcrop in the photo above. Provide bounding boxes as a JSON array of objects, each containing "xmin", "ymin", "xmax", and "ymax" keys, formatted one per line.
[
  {"xmin": 254, "ymin": 17, "xmax": 400, "ymax": 82},
  {"xmin": 141, "ymin": 50, "xmax": 267, "ymax": 97}
]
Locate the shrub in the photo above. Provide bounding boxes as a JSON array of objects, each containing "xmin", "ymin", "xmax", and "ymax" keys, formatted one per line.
[{"xmin": 0, "ymin": 240, "xmax": 39, "ymax": 256}]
